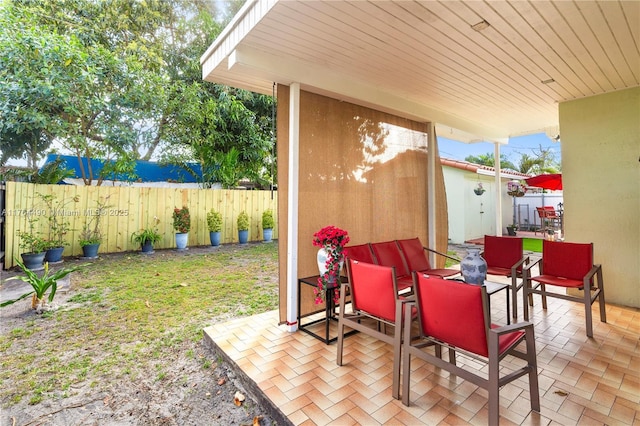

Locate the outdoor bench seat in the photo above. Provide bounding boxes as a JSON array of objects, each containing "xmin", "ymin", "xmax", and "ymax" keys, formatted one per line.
[{"xmin": 344, "ymin": 238, "xmax": 460, "ymax": 294}]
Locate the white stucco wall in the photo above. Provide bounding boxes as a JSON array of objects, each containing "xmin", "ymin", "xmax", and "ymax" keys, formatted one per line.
[
  {"xmin": 559, "ymin": 87, "xmax": 640, "ymax": 308},
  {"xmin": 443, "ymin": 167, "xmax": 518, "ymax": 244}
]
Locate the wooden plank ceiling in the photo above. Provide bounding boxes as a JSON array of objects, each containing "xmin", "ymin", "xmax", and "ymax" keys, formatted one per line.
[{"xmin": 201, "ymin": 0, "xmax": 640, "ymax": 142}]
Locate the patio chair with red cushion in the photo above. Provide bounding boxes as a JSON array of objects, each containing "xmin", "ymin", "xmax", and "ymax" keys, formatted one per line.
[
  {"xmin": 343, "ymin": 243, "xmax": 376, "ymax": 264},
  {"xmin": 402, "ymin": 273, "xmax": 540, "ymax": 425},
  {"xmin": 535, "ymin": 206, "xmax": 562, "ymax": 236},
  {"xmin": 370, "ymin": 240, "xmax": 414, "ymax": 292},
  {"xmin": 523, "ymin": 240, "xmax": 606, "ymax": 338},
  {"xmin": 483, "ymin": 235, "xmax": 529, "ymax": 321},
  {"xmin": 336, "ymin": 259, "xmax": 416, "ymax": 399},
  {"xmin": 396, "ymin": 237, "xmax": 461, "ymax": 279}
]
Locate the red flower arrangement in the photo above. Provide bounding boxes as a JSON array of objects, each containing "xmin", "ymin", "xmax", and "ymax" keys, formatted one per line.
[
  {"xmin": 172, "ymin": 206, "xmax": 191, "ymax": 234},
  {"xmin": 312, "ymin": 225, "xmax": 350, "ymax": 304}
]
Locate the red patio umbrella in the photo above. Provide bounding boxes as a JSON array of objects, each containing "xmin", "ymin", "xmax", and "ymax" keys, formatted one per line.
[{"xmin": 525, "ymin": 173, "xmax": 562, "ymax": 190}]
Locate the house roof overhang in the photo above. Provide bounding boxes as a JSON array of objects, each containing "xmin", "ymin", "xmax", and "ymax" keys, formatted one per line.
[
  {"xmin": 440, "ymin": 157, "xmax": 529, "ymax": 180},
  {"xmin": 201, "ymin": 0, "xmax": 640, "ymax": 144}
]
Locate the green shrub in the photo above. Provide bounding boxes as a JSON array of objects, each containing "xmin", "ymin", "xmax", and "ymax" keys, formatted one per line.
[
  {"xmin": 207, "ymin": 209, "xmax": 223, "ymax": 232},
  {"xmin": 261, "ymin": 209, "xmax": 274, "ymax": 229},
  {"xmin": 237, "ymin": 211, "xmax": 249, "ymax": 231}
]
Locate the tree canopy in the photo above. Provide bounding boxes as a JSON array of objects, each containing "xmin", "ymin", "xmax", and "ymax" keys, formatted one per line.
[
  {"xmin": 465, "ymin": 145, "xmax": 560, "ymax": 176},
  {"xmin": 464, "ymin": 153, "xmax": 517, "ymax": 172},
  {"xmin": 0, "ymin": 0, "xmax": 274, "ymax": 188}
]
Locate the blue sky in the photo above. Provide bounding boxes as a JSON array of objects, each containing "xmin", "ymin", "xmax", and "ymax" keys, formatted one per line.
[
  {"xmin": 437, "ymin": 132, "xmax": 561, "ymax": 164},
  {"xmin": 8, "ymin": 132, "xmax": 560, "ymax": 168}
]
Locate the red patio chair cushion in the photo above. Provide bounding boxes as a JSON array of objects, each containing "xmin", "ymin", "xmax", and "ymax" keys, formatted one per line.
[
  {"xmin": 543, "ymin": 206, "xmax": 560, "ymax": 219},
  {"xmin": 483, "ymin": 235, "xmax": 523, "ymax": 276},
  {"xmin": 349, "ymin": 260, "xmax": 397, "ymax": 322},
  {"xmin": 370, "ymin": 241, "xmax": 410, "ymax": 278},
  {"xmin": 344, "ymin": 243, "xmax": 375, "ymax": 264},
  {"xmin": 397, "ymin": 237, "xmax": 431, "ymax": 272},
  {"xmin": 415, "ymin": 275, "xmax": 524, "ymax": 357},
  {"xmin": 397, "ymin": 237, "xmax": 460, "ymax": 278},
  {"xmin": 538, "ymin": 240, "xmax": 593, "ymax": 287}
]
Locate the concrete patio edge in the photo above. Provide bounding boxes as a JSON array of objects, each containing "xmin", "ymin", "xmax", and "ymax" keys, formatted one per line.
[{"xmin": 203, "ymin": 315, "xmax": 294, "ymax": 426}]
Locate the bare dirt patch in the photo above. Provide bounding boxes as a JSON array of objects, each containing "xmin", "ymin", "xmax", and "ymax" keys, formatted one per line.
[{"xmin": 0, "ymin": 244, "xmax": 289, "ymax": 426}]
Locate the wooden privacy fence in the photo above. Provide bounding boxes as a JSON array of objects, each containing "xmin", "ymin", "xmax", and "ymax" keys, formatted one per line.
[{"xmin": 2, "ymin": 182, "xmax": 278, "ymax": 269}]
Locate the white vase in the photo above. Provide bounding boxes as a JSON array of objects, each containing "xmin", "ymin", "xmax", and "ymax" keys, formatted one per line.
[
  {"xmin": 460, "ymin": 248, "xmax": 487, "ymax": 285},
  {"xmin": 316, "ymin": 247, "xmax": 344, "ymax": 283}
]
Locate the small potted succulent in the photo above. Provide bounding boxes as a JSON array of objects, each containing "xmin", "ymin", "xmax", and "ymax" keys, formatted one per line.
[
  {"xmin": 207, "ymin": 209, "xmax": 223, "ymax": 247},
  {"xmin": 261, "ymin": 209, "xmax": 274, "ymax": 243},
  {"xmin": 237, "ymin": 211, "xmax": 249, "ymax": 244},
  {"xmin": 131, "ymin": 217, "xmax": 162, "ymax": 254},
  {"xmin": 172, "ymin": 206, "xmax": 191, "ymax": 250}
]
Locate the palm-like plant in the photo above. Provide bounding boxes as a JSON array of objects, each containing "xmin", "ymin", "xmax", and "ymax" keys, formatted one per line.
[{"xmin": 1, "ymin": 259, "xmax": 83, "ymax": 311}]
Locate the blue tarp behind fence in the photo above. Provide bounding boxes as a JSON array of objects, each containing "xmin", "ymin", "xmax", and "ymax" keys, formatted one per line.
[{"xmin": 42, "ymin": 154, "xmax": 202, "ymax": 183}]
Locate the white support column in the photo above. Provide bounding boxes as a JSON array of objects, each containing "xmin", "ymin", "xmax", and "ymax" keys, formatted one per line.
[
  {"xmin": 494, "ymin": 142, "xmax": 503, "ymax": 236},
  {"xmin": 286, "ymin": 83, "xmax": 300, "ymax": 332},
  {"xmin": 427, "ymin": 123, "xmax": 437, "ymax": 265}
]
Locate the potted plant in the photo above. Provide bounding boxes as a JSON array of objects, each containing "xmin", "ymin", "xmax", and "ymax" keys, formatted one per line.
[
  {"xmin": 172, "ymin": 206, "xmax": 190, "ymax": 250},
  {"xmin": 474, "ymin": 182, "xmax": 485, "ymax": 196},
  {"xmin": 237, "ymin": 211, "xmax": 249, "ymax": 244},
  {"xmin": 1, "ymin": 258, "xmax": 83, "ymax": 313},
  {"xmin": 79, "ymin": 196, "xmax": 110, "ymax": 259},
  {"xmin": 16, "ymin": 218, "xmax": 47, "ymax": 271},
  {"xmin": 312, "ymin": 225, "xmax": 350, "ymax": 304},
  {"xmin": 206, "ymin": 209, "xmax": 223, "ymax": 247},
  {"xmin": 38, "ymin": 193, "xmax": 78, "ymax": 263},
  {"xmin": 506, "ymin": 224, "xmax": 518, "ymax": 236},
  {"xmin": 131, "ymin": 217, "xmax": 162, "ymax": 254},
  {"xmin": 261, "ymin": 209, "xmax": 274, "ymax": 243},
  {"xmin": 79, "ymin": 224, "xmax": 102, "ymax": 258},
  {"xmin": 507, "ymin": 180, "xmax": 526, "ymax": 197}
]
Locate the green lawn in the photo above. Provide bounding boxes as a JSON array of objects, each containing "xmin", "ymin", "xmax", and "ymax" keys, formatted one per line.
[
  {"xmin": 0, "ymin": 243, "xmax": 279, "ymax": 406},
  {"xmin": 522, "ymin": 238, "xmax": 543, "ymax": 253}
]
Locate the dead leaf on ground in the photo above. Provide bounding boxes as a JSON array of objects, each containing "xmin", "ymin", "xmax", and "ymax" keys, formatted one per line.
[
  {"xmin": 103, "ymin": 395, "xmax": 111, "ymax": 405},
  {"xmin": 554, "ymin": 390, "xmax": 569, "ymax": 397},
  {"xmin": 253, "ymin": 415, "xmax": 263, "ymax": 426},
  {"xmin": 218, "ymin": 377, "xmax": 226, "ymax": 385},
  {"xmin": 234, "ymin": 391, "xmax": 245, "ymax": 406},
  {"xmin": 145, "ymin": 300, "xmax": 151, "ymax": 308},
  {"xmin": 179, "ymin": 282, "xmax": 188, "ymax": 287}
]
